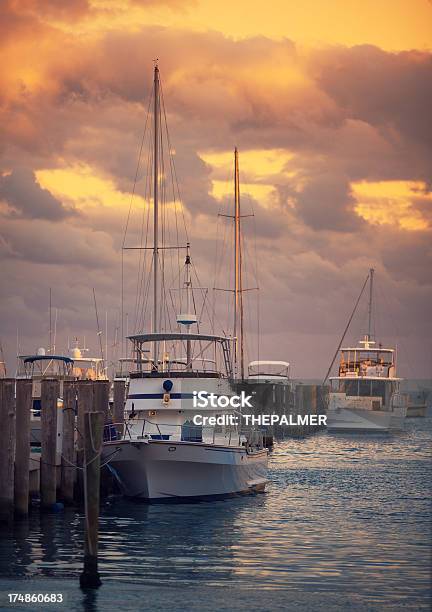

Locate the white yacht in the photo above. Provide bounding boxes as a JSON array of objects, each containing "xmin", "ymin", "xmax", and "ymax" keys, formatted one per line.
[
  {"xmin": 102, "ymin": 64, "xmax": 267, "ymax": 501},
  {"xmin": 326, "ymin": 270, "xmax": 407, "ymax": 433},
  {"xmin": 327, "ymin": 336, "xmax": 407, "ymax": 432},
  {"xmin": 103, "ymin": 332, "xmax": 267, "ymax": 500}
]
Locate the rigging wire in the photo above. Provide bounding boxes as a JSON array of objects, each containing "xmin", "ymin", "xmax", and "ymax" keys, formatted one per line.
[
  {"xmin": 121, "ymin": 87, "xmax": 153, "ymax": 352},
  {"xmin": 322, "ymin": 273, "xmax": 370, "ymax": 385}
]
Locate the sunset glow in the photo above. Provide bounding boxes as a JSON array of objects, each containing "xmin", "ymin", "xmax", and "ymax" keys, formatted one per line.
[{"xmin": 0, "ymin": 0, "xmax": 431, "ymax": 377}]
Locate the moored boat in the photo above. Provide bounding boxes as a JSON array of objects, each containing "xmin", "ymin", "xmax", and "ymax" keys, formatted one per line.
[
  {"xmin": 327, "ymin": 337, "xmax": 407, "ymax": 432},
  {"xmin": 326, "ymin": 269, "xmax": 407, "ymax": 433},
  {"xmin": 102, "ymin": 64, "xmax": 267, "ymax": 501}
]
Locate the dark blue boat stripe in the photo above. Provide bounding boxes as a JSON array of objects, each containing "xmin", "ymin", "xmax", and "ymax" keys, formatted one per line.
[{"xmin": 128, "ymin": 393, "xmax": 194, "ymax": 400}]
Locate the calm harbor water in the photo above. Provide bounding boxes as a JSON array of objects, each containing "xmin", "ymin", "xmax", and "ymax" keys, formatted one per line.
[{"xmin": 1, "ymin": 417, "xmax": 431, "ymax": 611}]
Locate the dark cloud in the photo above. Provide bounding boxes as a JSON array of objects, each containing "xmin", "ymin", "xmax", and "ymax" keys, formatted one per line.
[
  {"xmin": 0, "ymin": 217, "xmax": 114, "ymax": 268},
  {"xmin": 313, "ymin": 45, "xmax": 432, "ymax": 154},
  {"xmin": 295, "ymin": 172, "xmax": 364, "ymax": 232},
  {"xmin": 0, "ymin": 168, "xmax": 75, "ymax": 220},
  {"xmin": 380, "ymin": 228, "xmax": 432, "ymax": 286}
]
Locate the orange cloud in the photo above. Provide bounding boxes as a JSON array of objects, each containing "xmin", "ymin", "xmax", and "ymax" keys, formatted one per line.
[{"xmin": 353, "ymin": 181, "xmax": 431, "ymax": 230}]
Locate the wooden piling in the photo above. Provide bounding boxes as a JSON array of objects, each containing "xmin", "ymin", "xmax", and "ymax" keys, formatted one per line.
[
  {"xmin": 93, "ymin": 380, "xmax": 110, "ymax": 424},
  {"xmin": 60, "ymin": 381, "xmax": 76, "ymax": 504},
  {"xmin": 76, "ymin": 380, "xmax": 93, "ymax": 502},
  {"xmin": 113, "ymin": 379, "xmax": 125, "ymax": 434},
  {"xmin": 80, "ymin": 410, "xmax": 104, "ymax": 589},
  {"xmin": 14, "ymin": 379, "xmax": 32, "ymax": 517},
  {"xmin": 0, "ymin": 379, "xmax": 16, "ymax": 523},
  {"xmin": 40, "ymin": 379, "xmax": 59, "ymax": 510}
]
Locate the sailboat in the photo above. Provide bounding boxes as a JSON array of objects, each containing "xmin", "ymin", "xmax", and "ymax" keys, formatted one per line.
[
  {"xmin": 326, "ymin": 269, "xmax": 408, "ymax": 433},
  {"xmin": 102, "ymin": 64, "xmax": 268, "ymax": 501}
]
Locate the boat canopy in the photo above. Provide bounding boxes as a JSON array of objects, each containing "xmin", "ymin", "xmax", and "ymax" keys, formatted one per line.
[
  {"xmin": 128, "ymin": 332, "xmax": 232, "ymax": 344},
  {"xmin": 22, "ymin": 355, "xmax": 74, "ymax": 364},
  {"xmin": 249, "ymin": 360, "xmax": 290, "ymax": 368}
]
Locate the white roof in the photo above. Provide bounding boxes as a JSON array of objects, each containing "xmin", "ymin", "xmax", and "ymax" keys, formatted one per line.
[
  {"xmin": 248, "ymin": 360, "xmax": 290, "ymax": 367},
  {"xmin": 341, "ymin": 347, "xmax": 394, "ymax": 353},
  {"xmin": 330, "ymin": 375, "xmax": 402, "ymax": 381}
]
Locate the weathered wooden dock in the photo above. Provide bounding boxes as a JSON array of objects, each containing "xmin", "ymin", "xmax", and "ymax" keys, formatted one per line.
[{"xmin": 0, "ymin": 378, "xmax": 125, "ymax": 522}]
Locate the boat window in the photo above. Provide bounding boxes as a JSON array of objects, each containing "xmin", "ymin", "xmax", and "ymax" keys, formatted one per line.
[
  {"xmin": 358, "ymin": 380, "xmax": 372, "ymax": 397},
  {"xmin": 344, "ymin": 380, "xmax": 359, "ymax": 396},
  {"xmin": 371, "ymin": 380, "xmax": 386, "ymax": 402}
]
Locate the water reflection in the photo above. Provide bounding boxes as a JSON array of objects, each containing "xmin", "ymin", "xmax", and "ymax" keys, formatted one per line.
[{"xmin": 0, "ymin": 418, "xmax": 430, "ymax": 608}]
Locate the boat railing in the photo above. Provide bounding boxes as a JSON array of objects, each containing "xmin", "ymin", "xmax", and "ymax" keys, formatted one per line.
[{"xmin": 103, "ymin": 418, "xmax": 265, "ymax": 449}]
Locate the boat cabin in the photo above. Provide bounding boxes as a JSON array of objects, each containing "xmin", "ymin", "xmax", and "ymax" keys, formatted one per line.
[{"xmin": 330, "ymin": 337, "xmax": 401, "ymax": 407}]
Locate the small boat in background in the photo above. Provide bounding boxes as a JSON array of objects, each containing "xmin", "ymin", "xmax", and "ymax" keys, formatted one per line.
[
  {"xmin": 406, "ymin": 390, "xmax": 428, "ymax": 417},
  {"xmin": 326, "ymin": 269, "xmax": 407, "ymax": 433},
  {"xmin": 327, "ymin": 336, "xmax": 407, "ymax": 432},
  {"xmin": 17, "ymin": 340, "xmax": 108, "ymax": 446}
]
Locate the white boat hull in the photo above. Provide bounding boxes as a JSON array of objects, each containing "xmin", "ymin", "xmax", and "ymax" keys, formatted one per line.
[
  {"xmin": 327, "ymin": 406, "xmax": 406, "ymax": 433},
  {"xmin": 102, "ymin": 439, "xmax": 268, "ymax": 501}
]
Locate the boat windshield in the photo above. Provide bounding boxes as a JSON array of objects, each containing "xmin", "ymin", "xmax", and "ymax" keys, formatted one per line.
[
  {"xmin": 331, "ymin": 378, "xmax": 398, "ymax": 403},
  {"xmin": 128, "ymin": 333, "xmax": 233, "ymax": 378}
]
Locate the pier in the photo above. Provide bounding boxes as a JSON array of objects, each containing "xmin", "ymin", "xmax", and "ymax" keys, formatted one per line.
[
  {"xmin": 0, "ymin": 377, "xmax": 125, "ymax": 588},
  {"xmin": 0, "ymin": 378, "xmax": 124, "ymax": 515},
  {"xmin": 236, "ymin": 379, "xmax": 328, "ymax": 440}
]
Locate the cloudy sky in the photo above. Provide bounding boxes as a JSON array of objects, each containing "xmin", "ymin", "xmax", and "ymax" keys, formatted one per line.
[{"xmin": 1, "ymin": 0, "xmax": 431, "ymax": 378}]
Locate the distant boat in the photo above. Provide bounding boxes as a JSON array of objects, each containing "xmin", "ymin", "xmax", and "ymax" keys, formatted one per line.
[
  {"xmin": 102, "ymin": 64, "xmax": 267, "ymax": 501},
  {"xmin": 326, "ymin": 269, "xmax": 407, "ymax": 433},
  {"xmin": 17, "ymin": 340, "xmax": 107, "ymax": 446},
  {"xmin": 247, "ymin": 360, "xmax": 291, "ymax": 383},
  {"xmin": 406, "ymin": 390, "xmax": 428, "ymax": 418}
]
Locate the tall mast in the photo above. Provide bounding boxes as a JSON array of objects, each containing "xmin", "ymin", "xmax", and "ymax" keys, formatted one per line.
[
  {"xmin": 153, "ymin": 63, "xmax": 160, "ymax": 369},
  {"xmin": 233, "ymin": 148, "xmax": 244, "ymax": 380},
  {"xmin": 367, "ymin": 267, "xmax": 374, "ymax": 342},
  {"xmin": 185, "ymin": 243, "xmax": 192, "ymax": 370}
]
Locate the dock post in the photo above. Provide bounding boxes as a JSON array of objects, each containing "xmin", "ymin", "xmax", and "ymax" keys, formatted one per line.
[
  {"xmin": 75, "ymin": 380, "xmax": 93, "ymax": 503},
  {"xmin": 61, "ymin": 381, "xmax": 76, "ymax": 504},
  {"xmin": 80, "ymin": 410, "xmax": 104, "ymax": 589},
  {"xmin": 93, "ymin": 380, "xmax": 110, "ymax": 424},
  {"xmin": 113, "ymin": 379, "xmax": 125, "ymax": 434},
  {"xmin": 40, "ymin": 379, "xmax": 59, "ymax": 510},
  {"xmin": 0, "ymin": 379, "xmax": 16, "ymax": 524},
  {"xmin": 14, "ymin": 379, "xmax": 32, "ymax": 517}
]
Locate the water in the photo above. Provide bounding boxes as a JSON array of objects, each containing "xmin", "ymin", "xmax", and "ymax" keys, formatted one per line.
[{"xmin": 1, "ymin": 418, "xmax": 431, "ymax": 611}]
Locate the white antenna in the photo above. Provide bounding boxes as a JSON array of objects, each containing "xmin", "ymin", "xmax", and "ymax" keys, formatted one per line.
[
  {"xmin": 49, "ymin": 287, "xmax": 52, "ymax": 354},
  {"xmin": 53, "ymin": 308, "xmax": 58, "ymax": 354},
  {"xmin": 92, "ymin": 288, "xmax": 105, "ymax": 369},
  {"xmin": 367, "ymin": 268, "xmax": 375, "ymax": 342},
  {"xmin": 105, "ymin": 310, "xmax": 108, "ymax": 375}
]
